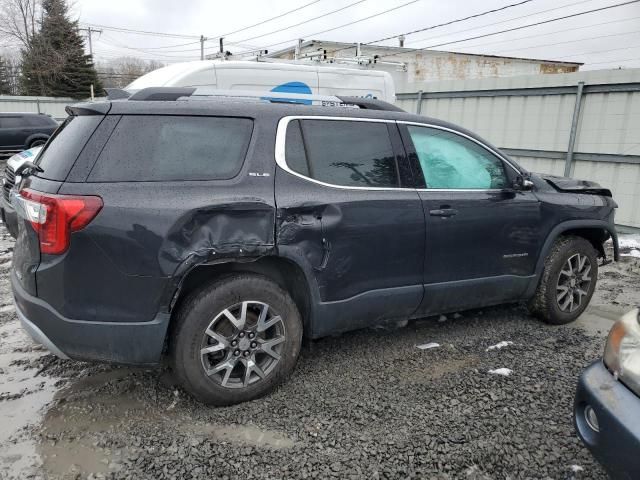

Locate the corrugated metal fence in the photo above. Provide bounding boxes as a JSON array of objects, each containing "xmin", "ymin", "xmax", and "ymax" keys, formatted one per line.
[
  {"xmin": 397, "ymin": 69, "xmax": 640, "ymax": 229},
  {"xmin": 2, "ymin": 70, "xmax": 640, "ymax": 228},
  {"xmin": 0, "ymin": 95, "xmax": 74, "ymax": 121}
]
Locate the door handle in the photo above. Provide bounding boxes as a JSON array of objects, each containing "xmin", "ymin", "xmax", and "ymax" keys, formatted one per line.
[{"xmin": 429, "ymin": 208, "xmax": 458, "ymax": 217}]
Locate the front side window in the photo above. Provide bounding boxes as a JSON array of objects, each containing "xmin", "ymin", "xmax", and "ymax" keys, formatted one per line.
[
  {"xmin": 406, "ymin": 125, "xmax": 508, "ymax": 190},
  {"xmin": 89, "ymin": 115, "xmax": 253, "ymax": 182},
  {"xmin": 285, "ymin": 119, "xmax": 398, "ymax": 188}
]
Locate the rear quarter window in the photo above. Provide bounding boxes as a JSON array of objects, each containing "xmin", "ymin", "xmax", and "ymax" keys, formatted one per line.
[
  {"xmin": 35, "ymin": 115, "xmax": 102, "ymax": 181},
  {"xmin": 87, "ymin": 115, "xmax": 253, "ymax": 182},
  {"xmin": 25, "ymin": 115, "xmax": 57, "ymax": 127}
]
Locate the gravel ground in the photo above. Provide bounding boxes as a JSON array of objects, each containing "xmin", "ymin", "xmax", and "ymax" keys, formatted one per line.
[{"xmin": 1, "ymin": 225, "xmax": 639, "ymax": 480}]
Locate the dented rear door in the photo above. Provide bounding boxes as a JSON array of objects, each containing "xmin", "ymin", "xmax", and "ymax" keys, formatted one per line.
[{"xmin": 274, "ymin": 116, "xmax": 425, "ymax": 336}]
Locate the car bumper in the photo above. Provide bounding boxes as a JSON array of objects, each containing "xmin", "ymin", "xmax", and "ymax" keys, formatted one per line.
[
  {"xmin": 574, "ymin": 361, "xmax": 640, "ymax": 480},
  {"xmin": 11, "ymin": 269, "xmax": 170, "ymax": 365}
]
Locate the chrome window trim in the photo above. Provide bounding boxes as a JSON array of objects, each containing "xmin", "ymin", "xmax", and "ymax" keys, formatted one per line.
[
  {"xmin": 274, "ymin": 115, "xmax": 414, "ymax": 192},
  {"xmin": 275, "ymin": 115, "xmax": 521, "ymax": 193}
]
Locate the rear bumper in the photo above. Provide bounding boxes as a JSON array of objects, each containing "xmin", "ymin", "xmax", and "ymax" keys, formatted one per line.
[
  {"xmin": 574, "ymin": 361, "xmax": 640, "ymax": 480},
  {"xmin": 11, "ymin": 270, "xmax": 170, "ymax": 365}
]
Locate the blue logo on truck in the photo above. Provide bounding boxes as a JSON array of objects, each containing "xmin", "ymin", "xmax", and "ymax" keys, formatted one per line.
[{"xmin": 264, "ymin": 81, "xmax": 312, "ymax": 105}]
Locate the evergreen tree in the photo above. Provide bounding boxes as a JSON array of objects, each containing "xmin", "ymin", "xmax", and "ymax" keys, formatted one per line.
[
  {"xmin": 0, "ymin": 57, "xmax": 12, "ymax": 95},
  {"xmin": 21, "ymin": 0, "xmax": 102, "ymax": 98}
]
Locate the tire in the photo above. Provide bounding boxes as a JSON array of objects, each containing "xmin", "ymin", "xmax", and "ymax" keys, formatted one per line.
[
  {"xmin": 528, "ymin": 236, "xmax": 598, "ymax": 325},
  {"xmin": 29, "ymin": 139, "xmax": 46, "ymax": 148},
  {"xmin": 170, "ymin": 273, "xmax": 303, "ymax": 406}
]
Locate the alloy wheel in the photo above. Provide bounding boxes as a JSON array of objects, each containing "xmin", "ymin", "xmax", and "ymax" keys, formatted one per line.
[
  {"xmin": 200, "ymin": 301, "xmax": 286, "ymax": 389},
  {"xmin": 556, "ymin": 253, "xmax": 592, "ymax": 313}
]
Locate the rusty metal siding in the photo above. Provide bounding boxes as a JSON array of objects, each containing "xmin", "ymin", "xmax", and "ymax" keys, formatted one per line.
[{"xmin": 396, "ymin": 68, "xmax": 640, "ymax": 228}]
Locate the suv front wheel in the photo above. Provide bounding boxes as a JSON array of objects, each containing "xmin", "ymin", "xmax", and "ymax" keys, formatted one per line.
[
  {"xmin": 529, "ymin": 236, "xmax": 599, "ymax": 325},
  {"xmin": 171, "ymin": 274, "xmax": 303, "ymax": 405}
]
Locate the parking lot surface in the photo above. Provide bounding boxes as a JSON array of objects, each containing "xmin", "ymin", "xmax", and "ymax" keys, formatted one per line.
[{"xmin": 1, "ymin": 225, "xmax": 639, "ymax": 479}]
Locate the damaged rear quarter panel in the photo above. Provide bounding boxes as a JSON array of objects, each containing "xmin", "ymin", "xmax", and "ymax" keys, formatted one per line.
[{"xmin": 57, "ymin": 117, "xmax": 279, "ymax": 320}]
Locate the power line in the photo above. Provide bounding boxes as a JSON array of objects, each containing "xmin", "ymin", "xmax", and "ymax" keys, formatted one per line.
[
  {"xmin": 115, "ymin": 0, "xmax": 371, "ymax": 55},
  {"xmin": 78, "ymin": 22, "xmax": 200, "ymax": 39},
  {"xmin": 377, "ymin": 0, "xmax": 640, "ymax": 59},
  {"xmin": 81, "ymin": 1, "xmax": 322, "ymax": 54},
  {"xmin": 405, "ymin": 0, "xmax": 596, "ymax": 47},
  {"xmin": 448, "ymin": 15, "xmax": 640, "ymax": 52},
  {"xmin": 261, "ymin": 0, "xmax": 423, "ymax": 51},
  {"xmin": 464, "ymin": 28, "xmax": 640, "ymax": 58},
  {"xmin": 130, "ymin": 40, "xmax": 202, "ymax": 50},
  {"xmin": 232, "ymin": 0, "xmax": 370, "ymax": 44},
  {"xmin": 317, "ymin": 0, "xmax": 593, "ymax": 57},
  {"xmin": 97, "ymin": 35, "xmax": 197, "ymax": 59},
  {"xmin": 210, "ymin": 0, "xmax": 322, "ymax": 39},
  {"xmin": 361, "ymin": 0, "xmax": 534, "ymax": 47}
]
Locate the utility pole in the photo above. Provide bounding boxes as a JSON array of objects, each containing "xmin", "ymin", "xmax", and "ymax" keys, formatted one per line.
[
  {"xmin": 80, "ymin": 26, "xmax": 102, "ymax": 59},
  {"xmin": 219, "ymin": 37, "xmax": 224, "ymax": 56},
  {"xmin": 200, "ymin": 35, "xmax": 208, "ymax": 60}
]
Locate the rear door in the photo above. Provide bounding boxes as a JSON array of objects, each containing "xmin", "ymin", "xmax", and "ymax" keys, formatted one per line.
[
  {"xmin": 0, "ymin": 116, "xmax": 29, "ymax": 149},
  {"xmin": 399, "ymin": 122, "xmax": 541, "ymax": 315},
  {"xmin": 274, "ymin": 116, "xmax": 425, "ymax": 336}
]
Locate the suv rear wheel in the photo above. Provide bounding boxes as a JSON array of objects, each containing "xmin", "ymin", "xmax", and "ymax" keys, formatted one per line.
[
  {"xmin": 529, "ymin": 236, "xmax": 598, "ymax": 325},
  {"xmin": 171, "ymin": 274, "xmax": 303, "ymax": 405}
]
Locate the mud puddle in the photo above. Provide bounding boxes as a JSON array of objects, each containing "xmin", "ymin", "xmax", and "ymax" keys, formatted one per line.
[
  {"xmin": 0, "ymin": 314, "xmax": 61, "ymax": 479},
  {"xmin": 188, "ymin": 423, "xmax": 295, "ymax": 449}
]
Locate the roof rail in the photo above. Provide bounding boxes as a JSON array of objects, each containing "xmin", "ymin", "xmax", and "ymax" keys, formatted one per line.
[
  {"xmin": 113, "ymin": 87, "xmax": 403, "ymax": 111},
  {"xmin": 128, "ymin": 87, "xmax": 196, "ymax": 101},
  {"xmin": 336, "ymin": 96, "xmax": 404, "ymax": 112}
]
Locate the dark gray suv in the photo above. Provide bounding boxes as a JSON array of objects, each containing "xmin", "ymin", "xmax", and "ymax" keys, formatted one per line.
[
  {"xmin": 0, "ymin": 112, "xmax": 58, "ymax": 154},
  {"xmin": 10, "ymin": 88, "xmax": 619, "ymax": 405}
]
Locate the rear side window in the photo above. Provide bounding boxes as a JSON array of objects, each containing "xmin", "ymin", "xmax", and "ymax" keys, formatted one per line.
[
  {"xmin": 88, "ymin": 116, "xmax": 253, "ymax": 182},
  {"xmin": 24, "ymin": 115, "xmax": 57, "ymax": 127},
  {"xmin": 284, "ymin": 119, "xmax": 398, "ymax": 188},
  {"xmin": 0, "ymin": 116, "xmax": 26, "ymax": 128},
  {"xmin": 35, "ymin": 115, "xmax": 102, "ymax": 181}
]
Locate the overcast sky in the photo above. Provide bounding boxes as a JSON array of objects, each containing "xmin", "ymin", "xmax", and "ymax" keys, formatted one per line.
[{"xmin": 72, "ymin": 0, "xmax": 640, "ymax": 70}]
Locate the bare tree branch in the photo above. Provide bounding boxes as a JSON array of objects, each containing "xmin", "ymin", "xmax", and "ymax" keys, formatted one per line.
[{"xmin": 0, "ymin": 0, "xmax": 41, "ymax": 49}]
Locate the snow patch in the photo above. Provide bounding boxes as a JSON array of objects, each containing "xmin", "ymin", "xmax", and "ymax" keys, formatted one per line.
[
  {"xmin": 488, "ymin": 368, "xmax": 513, "ymax": 376},
  {"xmin": 416, "ymin": 342, "xmax": 440, "ymax": 350},
  {"xmin": 570, "ymin": 465, "xmax": 584, "ymax": 473},
  {"xmin": 624, "ymin": 249, "xmax": 640, "ymax": 258},
  {"xmin": 618, "ymin": 234, "xmax": 640, "ymax": 250},
  {"xmin": 486, "ymin": 341, "xmax": 514, "ymax": 352}
]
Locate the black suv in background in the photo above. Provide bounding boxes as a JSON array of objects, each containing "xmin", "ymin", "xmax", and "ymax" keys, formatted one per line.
[
  {"xmin": 10, "ymin": 88, "xmax": 619, "ymax": 405},
  {"xmin": 0, "ymin": 112, "xmax": 58, "ymax": 154}
]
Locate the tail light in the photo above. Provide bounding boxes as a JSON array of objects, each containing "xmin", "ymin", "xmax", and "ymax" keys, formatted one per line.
[{"xmin": 15, "ymin": 188, "xmax": 103, "ymax": 255}]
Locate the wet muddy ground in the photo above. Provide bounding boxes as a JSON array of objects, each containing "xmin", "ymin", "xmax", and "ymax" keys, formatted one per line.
[{"xmin": 1, "ymin": 225, "xmax": 639, "ymax": 479}]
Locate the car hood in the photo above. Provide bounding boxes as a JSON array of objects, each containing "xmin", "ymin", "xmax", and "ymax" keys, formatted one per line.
[{"xmin": 537, "ymin": 173, "xmax": 612, "ymax": 197}]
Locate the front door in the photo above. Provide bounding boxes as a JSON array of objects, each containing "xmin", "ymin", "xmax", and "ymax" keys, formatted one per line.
[
  {"xmin": 399, "ymin": 123, "xmax": 541, "ymax": 316},
  {"xmin": 275, "ymin": 116, "xmax": 425, "ymax": 336}
]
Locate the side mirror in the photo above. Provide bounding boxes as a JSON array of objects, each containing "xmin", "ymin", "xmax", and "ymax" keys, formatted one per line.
[{"xmin": 514, "ymin": 174, "xmax": 534, "ymax": 191}]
